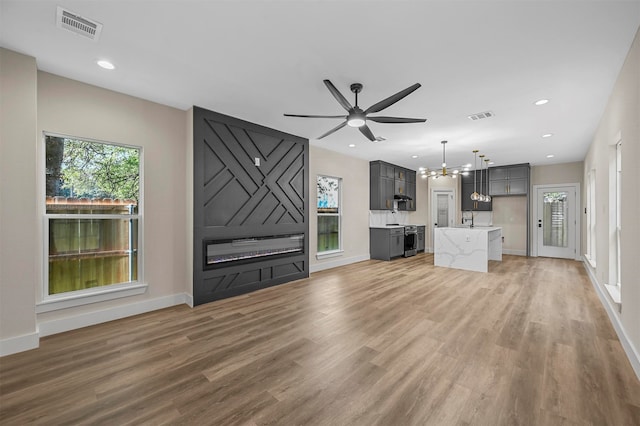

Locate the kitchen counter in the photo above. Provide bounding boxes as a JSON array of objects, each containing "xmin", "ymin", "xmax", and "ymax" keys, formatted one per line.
[{"xmin": 434, "ymin": 227, "xmax": 502, "ymax": 272}]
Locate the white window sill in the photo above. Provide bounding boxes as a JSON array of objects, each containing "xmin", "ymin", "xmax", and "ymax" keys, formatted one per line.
[
  {"xmin": 604, "ymin": 283, "xmax": 621, "ymax": 305},
  {"xmin": 316, "ymin": 249, "xmax": 344, "ymax": 260},
  {"xmin": 36, "ymin": 282, "xmax": 148, "ymax": 313},
  {"xmin": 585, "ymin": 255, "xmax": 596, "ymax": 269}
]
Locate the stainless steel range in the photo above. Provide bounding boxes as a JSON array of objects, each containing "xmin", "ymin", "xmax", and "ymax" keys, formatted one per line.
[{"xmin": 403, "ymin": 225, "xmax": 418, "ymax": 257}]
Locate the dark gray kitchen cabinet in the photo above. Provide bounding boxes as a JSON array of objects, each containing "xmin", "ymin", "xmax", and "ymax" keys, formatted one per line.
[
  {"xmin": 489, "ymin": 164, "xmax": 529, "ymax": 196},
  {"xmin": 417, "ymin": 226, "xmax": 425, "ymax": 252},
  {"xmin": 461, "ymin": 170, "xmax": 491, "ymax": 211},
  {"xmin": 370, "ymin": 227, "xmax": 404, "ymax": 260},
  {"xmin": 370, "ymin": 161, "xmax": 416, "ymax": 211},
  {"xmin": 370, "ymin": 162, "xmax": 395, "ymax": 210}
]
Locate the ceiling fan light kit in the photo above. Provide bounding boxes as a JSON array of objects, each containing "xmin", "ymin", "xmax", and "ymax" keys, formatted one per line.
[{"xmin": 284, "ymin": 80, "xmax": 426, "ymax": 141}]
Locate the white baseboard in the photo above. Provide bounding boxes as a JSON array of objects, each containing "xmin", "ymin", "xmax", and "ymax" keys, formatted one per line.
[
  {"xmin": 503, "ymin": 249, "xmax": 526, "ymax": 256},
  {"xmin": 38, "ymin": 293, "xmax": 191, "ymax": 337},
  {"xmin": 310, "ymin": 254, "xmax": 370, "ymax": 273},
  {"xmin": 583, "ymin": 259, "xmax": 640, "ymax": 381},
  {"xmin": 0, "ymin": 331, "xmax": 39, "ymax": 357}
]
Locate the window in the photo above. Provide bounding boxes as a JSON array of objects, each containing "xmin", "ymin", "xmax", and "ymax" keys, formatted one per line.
[
  {"xmin": 44, "ymin": 134, "xmax": 142, "ymax": 303},
  {"xmin": 616, "ymin": 141, "xmax": 621, "ymax": 287},
  {"xmin": 317, "ymin": 175, "xmax": 341, "ymax": 256},
  {"xmin": 586, "ymin": 169, "xmax": 596, "ymax": 267}
]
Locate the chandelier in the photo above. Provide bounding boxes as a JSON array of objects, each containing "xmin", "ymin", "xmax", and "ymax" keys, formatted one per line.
[{"xmin": 420, "ymin": 140, "xmax": 471, "ymax": 179}]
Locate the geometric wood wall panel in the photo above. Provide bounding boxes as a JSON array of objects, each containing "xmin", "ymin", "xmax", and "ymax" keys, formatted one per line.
[
  {"xmin": 193, "ymin": 106, "xmax": 309, "ymax": 306},
  {"xmin": 201, "ymin": 117, "xmax": 305, "ymax": 227}
]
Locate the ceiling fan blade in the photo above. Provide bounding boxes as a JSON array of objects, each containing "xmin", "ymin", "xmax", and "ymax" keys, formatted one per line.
[
  {"xmin": 284, "ymin": 114, "xmax": 347, "ymax": 119},
  {"xmin": 367, "ymin": 116, "xmax": 427, "ymax": 124},
  {"xmin": 359, "ymin": 124, "xmax": 376, "ymax": 141},
  {"xmin": 364, "ymin": 83, "xmax": 422, "ymax": 115},
  {"xmin": 317, "ymin": 121, "xmax": 348, "ymax": 139},
  {"xmin": 323, "ymin": 80, "xmax": 353, "ymax": 112}
]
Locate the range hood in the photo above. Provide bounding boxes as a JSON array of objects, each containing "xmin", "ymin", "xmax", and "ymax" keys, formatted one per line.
[{"xmin": 394, "ymin": 194, "xmax": 413, "ymax": 201}]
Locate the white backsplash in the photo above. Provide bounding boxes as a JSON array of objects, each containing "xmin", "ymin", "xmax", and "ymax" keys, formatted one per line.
[
  {"xmin": 461, "ymin": 211, "xmax": 493, "ymax": 227},
  {"xmin": 370, "ymin": 209, "xmax": 409, "ymax": 227}
]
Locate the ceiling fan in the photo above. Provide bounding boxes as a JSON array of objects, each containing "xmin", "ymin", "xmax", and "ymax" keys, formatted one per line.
[{"xmin": 284, "ymin": 80, "xmax": 427, "ymax": 141}]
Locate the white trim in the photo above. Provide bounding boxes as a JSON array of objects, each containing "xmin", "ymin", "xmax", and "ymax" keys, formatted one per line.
[
  {"xmin": 583, "ymin": 258, "xmax": 640, "ymax": 381},
  {"xmin": 0, "ymin": 332, "xmax": 40, "ymax": 357},
  {"xmin": 503, "ymin": 249, "xmax": 526, "ymax": 256},
  {"xmin": 38, "ymin": 293, "xmax": 190, "ymax": 337},
  {"xmin": 316, "ymin": 249, "xmax": 344, "ymax": 260},
  {"xmin": 310, "ymin": 254, "xmax": 369, "ymax": 273},
  {"xmin": 42, "ymin": 131, "xmax": 145, "ymax": 305},
  {"xmin": 604, "ymin": 284, "xmax": 622, "ymax": 305},
  {"xmin": 36, "ymin": 282, "xmax": 148, "ymax": 313}
]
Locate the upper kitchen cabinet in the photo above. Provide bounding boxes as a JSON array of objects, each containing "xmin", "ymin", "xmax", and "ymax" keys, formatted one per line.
[
  {"xmin": 461, "ymin": 170, "xmax": 491, "ymax": 211},
  {"xmin": 370, "ymin": 161, "xmax": 416, "ymax": 211},
  {"xmin": 489, "ymin": 164, "xmax": 530, "ymax": 196}
]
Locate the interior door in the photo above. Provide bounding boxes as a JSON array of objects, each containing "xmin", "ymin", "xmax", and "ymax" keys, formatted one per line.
[
  {"xmin": 431, "ymin": 190, "xmax": 454, "ymax": 252},
  {"xmin": 536, "ymin": 186, "xmax": 576, "ymax": 258}
]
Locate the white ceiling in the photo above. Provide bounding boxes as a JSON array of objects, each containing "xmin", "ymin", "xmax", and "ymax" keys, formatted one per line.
[{"xmin": 2, "ymin": 1, "xmax": 639, "ymax": 171}]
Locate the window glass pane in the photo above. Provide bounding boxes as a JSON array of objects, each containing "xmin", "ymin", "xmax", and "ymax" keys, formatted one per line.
[
  {"xmin": 543, "ymin": 191, "xmax": 568, "ymax": 248},
  {"xmin": 46, "ymin": 136, "xmax": 139, "ymax": 214},
  {"xmin": 317, "ymin": 176, "xmax": 339, "ymax": 214},
  {"xmin": 48, "ymin": 218, "xmax": 138, "ymax": 294},
  {"xmin": 317, "ymin": 216, "xmax": 339, "ymax": 252}
]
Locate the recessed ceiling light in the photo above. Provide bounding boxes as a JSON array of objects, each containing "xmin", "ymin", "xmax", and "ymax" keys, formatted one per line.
[
  {"xmin": 546, "ymin": 154, "xmax": 554, "ymax": 158},
  {"xmin": 489, "ymin": 161, "xmax": 494, "ymax": 165},
  {"xmin": 421, "ymin": 170, "xmax": 426, "ymax": 175},
  {"xmin": 348, "ymin": 144, "xmax": 355, "ymax": 148},
  {"xmin": 411, "ymin": 155, "xmax": 418, "ymax": 159},
  {"xmin": 430, "ymin": 171, "xmax": 436, "ymax": 176},
  {"xmin": 97, "ymin": 60, "xmax": 115, "ymax": 70},
  {"xmin": 534, "ymin": 99, "xmax": 549, "ymax": 106},
  {"xmin": 542, "ymin": 133, "xmax": 553, "ymax": 138},
  {"xmin": 421, "ymin": 175, "xmax": 427, "ymax": 179}
]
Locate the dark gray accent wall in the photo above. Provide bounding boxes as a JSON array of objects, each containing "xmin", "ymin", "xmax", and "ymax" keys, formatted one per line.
[{"xmin": 193, "ymin": 106, "xmax": 309, "ymax": 305}]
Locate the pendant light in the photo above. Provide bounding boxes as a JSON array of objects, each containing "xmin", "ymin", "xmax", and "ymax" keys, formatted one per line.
[
  {"xmin": 470, "ymin": 150, "xmax": 480, "ymax": 201},
  {"xmin": 478, "ymin": 154, "xmax": 486, "ymax": 202},
  {"xmin": 484, "ymin": 158, "xmax": 492, "ymax": 202},
  {"xmin": 441, "ymin": 140, "xmax": 447, "ymax": 176}
]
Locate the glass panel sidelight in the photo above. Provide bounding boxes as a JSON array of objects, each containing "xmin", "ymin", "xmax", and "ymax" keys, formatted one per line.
[
  {"xmin": 542, "ymin": 191, "xmax": 568, "ymax": 248},
  {"xmin": 437, "ymin": 193, "xmax": 449, "ymax": 226}
]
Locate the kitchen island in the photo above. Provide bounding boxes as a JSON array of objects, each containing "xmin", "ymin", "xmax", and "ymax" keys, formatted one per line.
[{"xmin": 434, "ymin": 227, "xmax": 502, "ymax": 272}]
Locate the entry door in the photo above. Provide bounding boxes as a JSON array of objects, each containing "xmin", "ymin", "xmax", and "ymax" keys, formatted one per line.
[
  {"xmin": 431, "ymin": 190, "xmax": 454, "ymax": 252},
  {"xmin": 536, "ymin": 186, "xmax": 576, "ymax": 259}
]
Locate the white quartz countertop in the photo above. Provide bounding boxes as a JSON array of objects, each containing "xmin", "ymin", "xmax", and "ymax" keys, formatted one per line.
[
  {"xmin": 440, "ymin": 226, "xmax": 502, "ymax": 232},
  {"xmin": 370, "ymin": 224, "xmax": 427, "ymax": 229}
]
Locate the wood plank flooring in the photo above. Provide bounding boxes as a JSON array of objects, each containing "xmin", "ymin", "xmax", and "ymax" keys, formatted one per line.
[{"xmin": 2, "ymin": 254, "xmax": 639, "ymax": 425}]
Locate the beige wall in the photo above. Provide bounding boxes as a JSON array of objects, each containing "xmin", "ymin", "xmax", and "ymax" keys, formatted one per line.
[
  {"xmin": 531, "ymin": 162, "xmax": 583, "ymax": 186},
  {"xmin": 492, "ymin": 196, "xmax": 527, "ymax": 255},
  {"xmin": 0, "ymin": 49, "xmax": 39, "ymax": 351},
  {"xmin": 309, "ymin": 145, "xmax": 370, "ymax": 271},
  {"xmin": 0, "ymin": 49, "xmax": 190, "ymax": 354},
  {"xmin": 583, "ymin": 28, "xmax": 640, "ymax": 374},
  {"xmin": 36, "ymin": 72, "xmax": 188, "ymax": 324}
]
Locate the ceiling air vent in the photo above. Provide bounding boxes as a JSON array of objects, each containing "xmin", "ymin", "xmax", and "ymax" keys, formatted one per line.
[
  {"xmin": 56, "ymin": 6, "xmax": 103, "ymax": 41},
  {"xmin": 468, "ymin": 111, "xmax": 494, "ymax": 121}
]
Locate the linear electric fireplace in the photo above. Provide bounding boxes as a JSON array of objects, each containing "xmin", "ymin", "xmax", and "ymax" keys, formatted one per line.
[{"xmin": 204, "ymin": 234, "xmax": 304, "ymax": 269}]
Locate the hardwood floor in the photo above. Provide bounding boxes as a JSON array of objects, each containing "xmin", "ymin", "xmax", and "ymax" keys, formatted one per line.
[{"xmin": 1, "ymin": 254, "xmax": 639, "ymax": 425}]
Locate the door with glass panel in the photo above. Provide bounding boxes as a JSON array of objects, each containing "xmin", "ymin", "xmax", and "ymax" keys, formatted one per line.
[
  {"xmin": 431, "ymin": 190, "xmax": 454, "ymax": 252},
  {"xmin": 536, "ymin": 186, "xmax": 576, "ymax": 259}
]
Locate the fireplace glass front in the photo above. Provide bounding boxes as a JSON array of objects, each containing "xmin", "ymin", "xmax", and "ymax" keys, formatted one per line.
[{"xmin": 204, "ymin": 234, "xmax": 304, "ymax": 269}]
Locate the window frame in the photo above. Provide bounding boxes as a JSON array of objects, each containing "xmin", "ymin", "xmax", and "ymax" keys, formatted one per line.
[
  {"xmin": 316, "ymin": 174, "xmax": 343, "ymax": 259},
  {"xmin": 586, "ymin": 169, "xmax": 596, "ymax": 268},
  {"xmin": 38, "ymin": 132, "xmax": 146, "ymax": 313}
]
